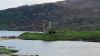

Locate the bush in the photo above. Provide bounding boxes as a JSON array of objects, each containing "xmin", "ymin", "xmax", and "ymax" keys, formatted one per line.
[{"xmin": 48, "ymin": 28, "xmax": 56, "ymax": 34}]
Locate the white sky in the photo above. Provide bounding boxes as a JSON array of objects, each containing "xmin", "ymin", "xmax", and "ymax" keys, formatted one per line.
[{"xmin": 0, "ymin": 0, "xmax": 63, "ymax": 10}]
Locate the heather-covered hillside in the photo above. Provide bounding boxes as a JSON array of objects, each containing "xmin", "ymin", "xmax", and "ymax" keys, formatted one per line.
[{"xmin": 0, "ymin": 0, "xmax": 100, "ymax": 31}]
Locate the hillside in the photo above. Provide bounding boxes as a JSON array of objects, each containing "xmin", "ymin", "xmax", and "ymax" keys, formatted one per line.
[{"xmin": 0, "ymin": 0, "xmax": 100, "ymax": 31}]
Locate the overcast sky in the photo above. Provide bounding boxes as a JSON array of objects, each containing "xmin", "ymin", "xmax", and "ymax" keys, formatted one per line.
[{"xmin": 0, "ymin": 0, "xmax": 63, "ymax": 10}]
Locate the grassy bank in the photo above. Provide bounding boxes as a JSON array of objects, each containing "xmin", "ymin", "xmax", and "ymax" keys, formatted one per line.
[
  {"xmin": 18, "ymin": 31, "xmax": 100, "ymax": 42},
  {"xmin": 0, "ymin": 47, "xmax": 18, "ymax": 55}
]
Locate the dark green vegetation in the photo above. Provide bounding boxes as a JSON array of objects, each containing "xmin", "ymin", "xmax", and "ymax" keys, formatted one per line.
[
  {"xmin": 19, "ymin": 30, "xmax": 100, "ymax": 42},
  {"xmin": 0, "ymin": 47, "xmax": 18, "ymax": 55},
  {"xmin": 0, "ymin": 0, "xmax": 100, "ymax": 31}
]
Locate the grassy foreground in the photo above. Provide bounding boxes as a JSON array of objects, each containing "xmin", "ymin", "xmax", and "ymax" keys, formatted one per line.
[
  {"xmin": 18, "ymin": 31, "xmax": 100, "ymax": 42},
  {"xmin": 0, "ymin": 47, "xmax": 18, "ymax": 55}
]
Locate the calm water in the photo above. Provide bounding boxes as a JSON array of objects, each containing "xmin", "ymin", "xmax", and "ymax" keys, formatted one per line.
[
  {"xmin": 0, "ymin": 31, "xmax": 26, "ymax": 37},
  {"xmin": 0, "ymin": 31, "xmax": 100, "ymax": 56},
  {"xmin": 0, "ymin": 31, "xmax": 42, "ymax": 37},
  {"xmin": 0, "ymin": 39, "xmax": 100, "ymax": 56}
]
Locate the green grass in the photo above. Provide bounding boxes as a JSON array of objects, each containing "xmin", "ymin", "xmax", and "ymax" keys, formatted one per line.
[
  {"xmin": 18, "ymin": 31, "xmax": 100, "ymax": 42},
  {"xmin": 0, "ymin": 47, "xmax": 18, "ymax": 55}
]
